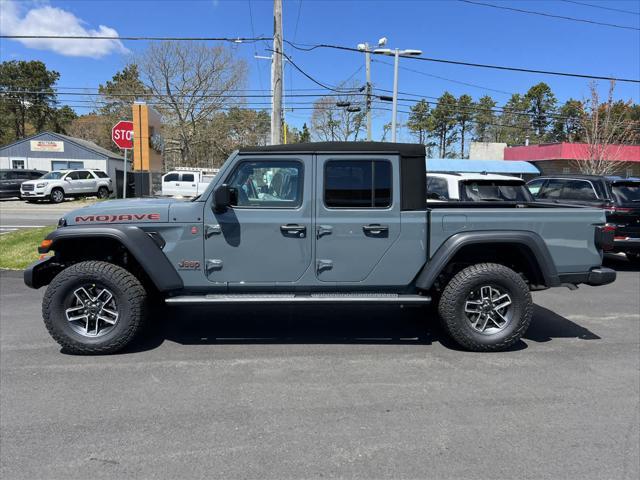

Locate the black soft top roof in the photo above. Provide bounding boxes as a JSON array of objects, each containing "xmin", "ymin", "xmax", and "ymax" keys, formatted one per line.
[{"xmin": 238, "ymin": 142, "xmax": 426, "ymax": 157}]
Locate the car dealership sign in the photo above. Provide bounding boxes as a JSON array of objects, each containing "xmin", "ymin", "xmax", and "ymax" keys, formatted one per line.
[{"xmin": 30, "ymin": 140, "xmax": 64, "ymax": 152}]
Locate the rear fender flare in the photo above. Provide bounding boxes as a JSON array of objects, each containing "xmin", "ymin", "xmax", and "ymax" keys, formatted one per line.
[{"xmin": 415, "ymin": 230, "xmax": 560, "ymax": 290}]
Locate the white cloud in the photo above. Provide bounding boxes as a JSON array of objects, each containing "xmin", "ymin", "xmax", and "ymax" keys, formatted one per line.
[{"xmin": 0, "ymin": 0, "xmax": 129, "ymax": 58}]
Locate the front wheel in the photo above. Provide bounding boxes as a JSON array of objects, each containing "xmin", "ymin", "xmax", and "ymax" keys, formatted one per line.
[
  {"xmin": 42, "ymin": 261, "xmax": 147, "ymax": 354},
  {"xmin": 437, "ymin": 263, "xmax": 533, "ymax": 352},
  {"xmin": 50, "ymin": 188, "xmax": 64, "ymax": 203}
]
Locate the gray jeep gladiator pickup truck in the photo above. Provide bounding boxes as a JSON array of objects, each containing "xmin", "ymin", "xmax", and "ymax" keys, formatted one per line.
[{"xmin": 24, "ymin": 142, "xmax": 616, "ymax": 354}]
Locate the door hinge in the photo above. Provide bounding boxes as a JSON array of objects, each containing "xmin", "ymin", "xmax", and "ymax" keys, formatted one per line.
[
  {"xmin": 205, "ymin": 224, "xmax": 222, "ymax": 238},
  {"xmin": 206, "ymin": 259, "xmax": 223, "ymax": 273},
  {"xmin": 316, "ymin": 259, "xmax": 333, "ymax": 274},
  {"xmin": 316, "ymin": 225, "xmax": 333, "ymax": 239}
]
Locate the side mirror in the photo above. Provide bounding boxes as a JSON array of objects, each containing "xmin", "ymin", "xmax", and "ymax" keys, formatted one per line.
[{"xmin": 213, "ymin": 184, "xmax": 231, "ymax": 212}]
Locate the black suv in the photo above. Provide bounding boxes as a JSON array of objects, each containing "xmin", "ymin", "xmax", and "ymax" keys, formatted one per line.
[
  {"xmin": 527, "ymin": 175, "xmax": 640, "ymax": 262},
  {"xmin": 0, "ymin": 169, "xmax": 46, "ymax": 199}
]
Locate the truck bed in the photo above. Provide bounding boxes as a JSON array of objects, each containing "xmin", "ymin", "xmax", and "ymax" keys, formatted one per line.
[{"xmin": 427, "ymin": 203, "xmax": 606, "ymax": 274}]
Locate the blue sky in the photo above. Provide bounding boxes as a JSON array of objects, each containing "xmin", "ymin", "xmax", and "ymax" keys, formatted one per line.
[{"xmin": 1, "ymin": 0, "xmax": 639, "ymax": 140}]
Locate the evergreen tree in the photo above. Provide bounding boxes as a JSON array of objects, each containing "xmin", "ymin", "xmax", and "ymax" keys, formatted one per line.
[
  {"xmin": 473, "ymin": 95, "xmax": 497, "ymax": 142},
  {"xmin": 525, "ymin": 82, "xmax": 557, "ymax": 141},
  {"xmin": 498, "ymin": 94, "xmax": 531, "ymax": 145},
  {"xmin": 456, "ymin": 94, "xmax": 474, "ymax": 158}
]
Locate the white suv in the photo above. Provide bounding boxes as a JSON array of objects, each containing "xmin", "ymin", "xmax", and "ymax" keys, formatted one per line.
[
  {"xmin": 20, "ymin": 169, "xmax": 113, "ymax": 203},
  {"xmin": 426, "ymin": 172, "xmax": 534, "ymax": 202}
]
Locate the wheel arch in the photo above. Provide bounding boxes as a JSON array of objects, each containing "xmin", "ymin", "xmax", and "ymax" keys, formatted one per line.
[
  {"xmin": 26, "ymin": 226, "xmax": 183, "ymax": 292},
  {"xmin": 415, "ymin": 231, "xmax": 560, "ymax": 291}
]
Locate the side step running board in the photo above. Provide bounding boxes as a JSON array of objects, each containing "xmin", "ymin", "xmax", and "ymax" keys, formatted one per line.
[{"xmin": 165, "ymin": 293, "xmax": 431, "ymax": 305}]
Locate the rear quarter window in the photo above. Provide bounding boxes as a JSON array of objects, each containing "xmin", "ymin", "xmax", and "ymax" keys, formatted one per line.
[{"xmin": 93, "ymin": 171, "xmax": 109, "ymax": 178}]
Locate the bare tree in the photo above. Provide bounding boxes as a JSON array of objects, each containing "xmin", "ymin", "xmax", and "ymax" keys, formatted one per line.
[
  {"xmin": 573, "ymin": 81, "xmax": 639, "ymax": 175},
  {"xmin": 310, "ymin": 87, "xmax": 365, "ymax": 141},
  {"xmin": 136, "ymin": 41, "xmax": 247, "ymax": 167}
]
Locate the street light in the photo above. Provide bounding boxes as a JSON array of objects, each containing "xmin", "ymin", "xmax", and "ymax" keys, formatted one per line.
[{"xmin": 373, "ymin": 46, "xmax": 422, "ymax": 142}]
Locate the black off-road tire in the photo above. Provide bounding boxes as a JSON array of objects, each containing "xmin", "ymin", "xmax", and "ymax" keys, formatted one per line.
[
  {"xmin": 50, "ymin": 188, "xmax": 64, "ymax": 203},
  {"xmin": 437, "ymin": 263, "xmax": 533, "ymax": 352},
  {"xmin": 42, "ymin": 261, "xmax": 147, "ymax": 354},
  {"xmin": 97, "ymin": 187, "xmax": 109, "ymax": 199}
]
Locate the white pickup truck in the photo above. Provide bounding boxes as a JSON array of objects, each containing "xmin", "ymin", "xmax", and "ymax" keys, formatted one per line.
[{"xmin": 161, "ymin": 168, "xmax": 218, "ymax": 197}]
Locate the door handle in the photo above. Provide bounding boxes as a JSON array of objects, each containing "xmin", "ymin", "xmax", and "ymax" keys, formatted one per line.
[
  {"xmin": 363, "ymin": 224, "xmax": 389, "ymax": 235},
  {"xmin": 280, "ymin": 224, "xmax": 306, "ymax": 237}
]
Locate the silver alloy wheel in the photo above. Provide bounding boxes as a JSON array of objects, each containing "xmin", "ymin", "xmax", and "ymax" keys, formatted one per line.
[
  {"xmin": 65, "ymin": 285, "xmax": 119, "ymax": 337},
  {"xmin": 464, "ymin": 285, "xmax": 513, "ymax": 335},
  {"xmin": 51, "ymin": 190, "xmax": 64, "ymax": 202}
]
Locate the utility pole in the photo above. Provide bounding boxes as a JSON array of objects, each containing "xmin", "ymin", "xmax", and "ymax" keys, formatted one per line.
[
  {"xmin": 271, "ymin": 0, "xmax": 283, "ymax": 145},
  {"xmin": 365, "ymin": 45, "xmax": 372, "ymax": 141}
]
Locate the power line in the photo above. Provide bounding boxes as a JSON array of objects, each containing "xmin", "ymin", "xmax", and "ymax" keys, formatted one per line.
[
  {"xmin": 558, "ymin": 0, "xmax": 640, "ymax": 16},
  {"xmin": 458, "ymin": 0, "xmax": 640, "ymax": 31},
  {"xmin": 270, "ymin": 49, "xmax": 361, "ymax": 93},
  {"xmin": 284, "ymin": 41, "xmax": 640, "ymax": 83},
  {"xmin": 292, "ymin": 0, "xmax": 304, "ymax": 42},
  {"xmin": 2, "ymin": 34, "xmax": 637, "ymax": 83},
  {"xmin": 247, "ymin": 0, "xmax": 265, "ymax": 93},
  {"xmin": 0, "ymin": 89, "xmax": 364, "ymax": 99},
  {"xmin": 373, "ymin": 58, "xmax": 514, "ymax": 96}
]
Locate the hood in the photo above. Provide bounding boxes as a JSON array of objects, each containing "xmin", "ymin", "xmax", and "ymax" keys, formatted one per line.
[{"xmin": 63, "ymin": 197, "xmax": 184, "ymax": 226}]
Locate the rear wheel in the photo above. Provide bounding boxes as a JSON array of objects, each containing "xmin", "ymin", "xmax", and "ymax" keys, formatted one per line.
[
  {"xmin": 437, "ymin": 263, "xmax": 533, "ymax": 352},
  {"xmin": 42, "ymin": 261, "xmax": 147, "ymax": 354},
  {"xmin": 97, "ymin": 187, "xmax": 109, "ymax": 199},
  {"xmin": 50, "ymin": 188, "xmax": 64, "ymax": 203}
]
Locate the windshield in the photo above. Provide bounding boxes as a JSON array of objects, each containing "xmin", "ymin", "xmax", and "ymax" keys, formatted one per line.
[
  {"xmin": 41, "ymin": 171, "xmax": 64, "ymax": 180},
  {"xmin": 611, "ymin": 182, "xmax": 640, "ymax": 203},
  {"xmin": 461, "ymin": 181, "xmax": 532, "ymax": 202}
]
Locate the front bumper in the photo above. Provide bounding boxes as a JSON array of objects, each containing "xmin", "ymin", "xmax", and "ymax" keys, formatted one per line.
[
  {"xmin": 21, "ymin": 190, "xmax": 48, "ymax": 198},
  {"xmin": 23, "ymin": 257, "xmax": 61, "ymax": 289},
  {"xmin": 558, "ymin": 267, "xmax": 617, "ymax": 287}
]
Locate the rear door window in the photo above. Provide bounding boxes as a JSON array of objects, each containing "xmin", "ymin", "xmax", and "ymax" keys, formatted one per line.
[
  {"xmin": 181, "ymin": 173, "xmax": 195, "ymax": 182},
  {"xmin": 324, "ymin": 160, "xmax": 391, "ymax": 208}
]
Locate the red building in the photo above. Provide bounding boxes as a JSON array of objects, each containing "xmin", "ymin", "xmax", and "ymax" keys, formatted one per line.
[{"xmin": 504, "ymin": 143, "xmax": 640, "ymax": 177}]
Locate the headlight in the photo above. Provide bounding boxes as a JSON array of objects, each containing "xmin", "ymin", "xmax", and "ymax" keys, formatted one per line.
[
  {"xmin": 36, "ymin": 182, "xmax": 47, "ymax": 188},
  {"xmin": 57, "ymin": 217, "xmax": 67, "ymax": 228}
]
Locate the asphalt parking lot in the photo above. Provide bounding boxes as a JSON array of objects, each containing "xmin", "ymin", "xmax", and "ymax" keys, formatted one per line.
[{"xmin": 0, "ymin": 256, "xmax": 638, "ymax": 480}]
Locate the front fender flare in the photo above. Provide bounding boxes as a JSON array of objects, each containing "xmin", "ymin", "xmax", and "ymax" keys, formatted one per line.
[
  {"xmin": 415, "ymin": 230, "xmax": 560, "ymax": 290},
  {"xmin": 32, "ymin": 225, "xmax": 183, "ymax": 291}
]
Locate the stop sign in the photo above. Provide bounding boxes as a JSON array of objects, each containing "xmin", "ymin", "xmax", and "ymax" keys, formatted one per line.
[{"xmin": 112, "ymin": 121, "xmax": 134, "ymax": 149}]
